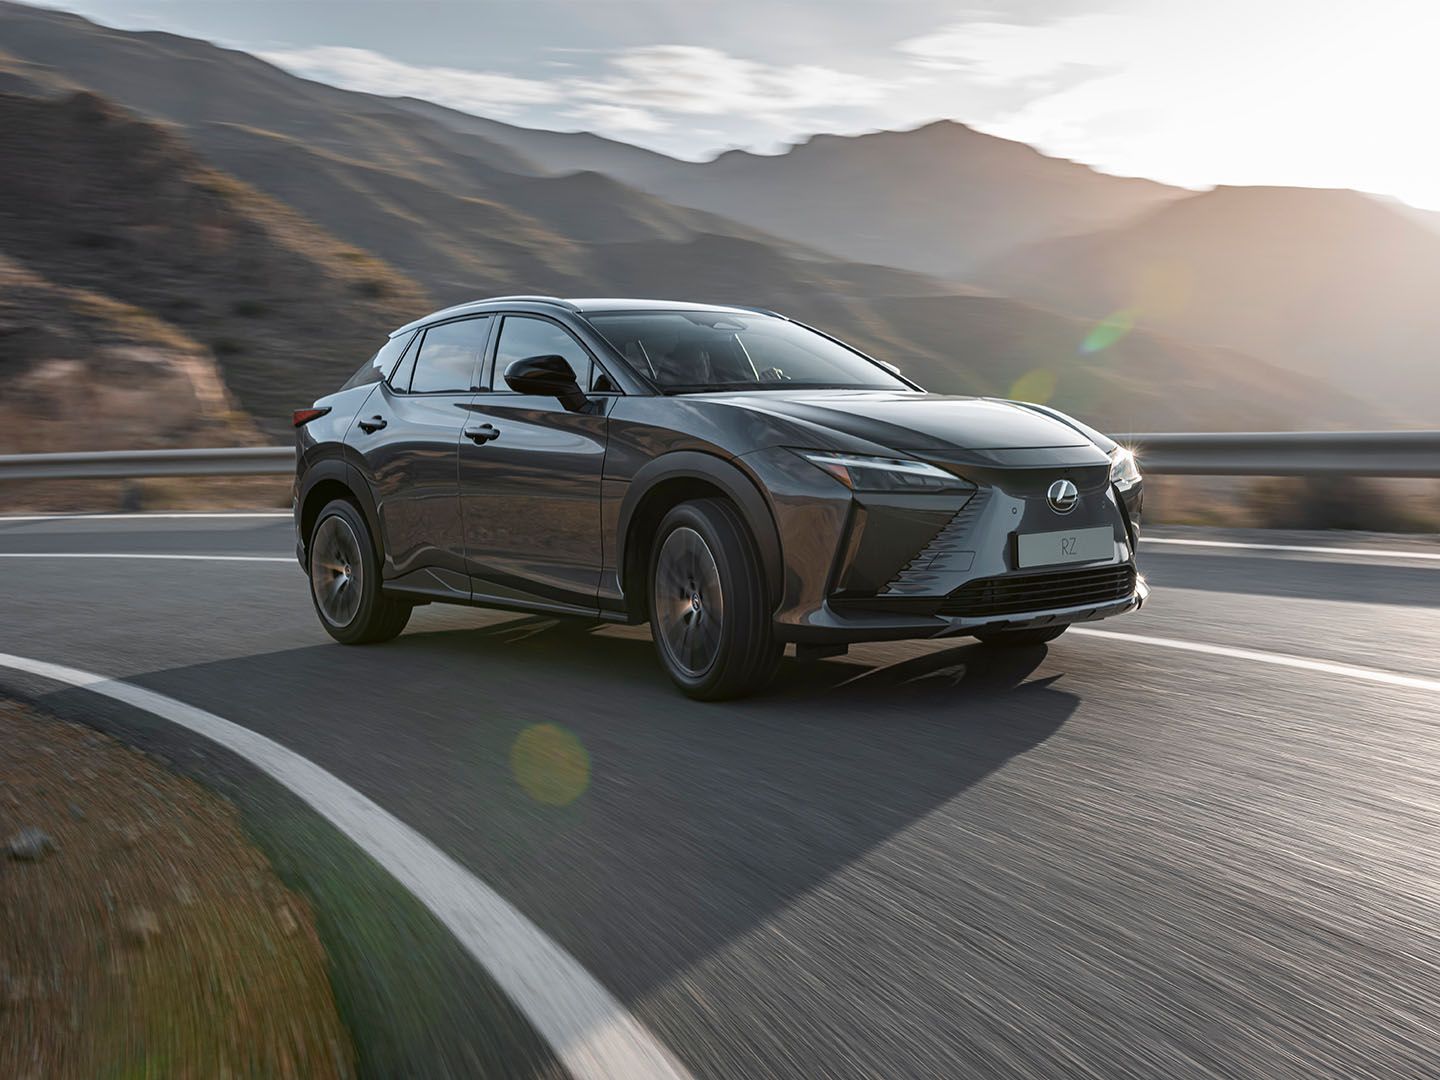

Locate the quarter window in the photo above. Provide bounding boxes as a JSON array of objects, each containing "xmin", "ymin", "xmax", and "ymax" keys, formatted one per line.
[
  {"xmin": 493, "ymin": 316, "xmax": 593, "ymax": 392},
  {"xmin": 343, "ymin": 330, "xmax": 415, "ymax": 390},
  {"xmin": 409, "ymin": 317, "xmax": 490, "ymax": 394}
]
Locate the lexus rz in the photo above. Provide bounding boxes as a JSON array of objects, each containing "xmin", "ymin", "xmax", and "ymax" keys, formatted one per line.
[{"xmin": 294, "ymin": 297, "xmax": 1146, "ymax": 698}]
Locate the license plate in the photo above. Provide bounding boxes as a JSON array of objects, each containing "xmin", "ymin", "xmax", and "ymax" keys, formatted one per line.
[{"xmin": 1017, "ymin": 526, "xmax": 1114, "ymax": 568}]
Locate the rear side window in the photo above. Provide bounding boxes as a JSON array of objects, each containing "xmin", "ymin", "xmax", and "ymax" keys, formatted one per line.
[
  {"xmin": 410, "ymin": 317, "xmax": 490, "ymax": 394},
  {"xmin": 492, "ymin": 315, "xmax": 593, "ymax": 392},
  {"xmin": 341, "ymin": 330, "xmax": 415, "ymax": 390},
  {"xmin": 388, "ymin": 334, "xmax": 420, "ymax": 392}
]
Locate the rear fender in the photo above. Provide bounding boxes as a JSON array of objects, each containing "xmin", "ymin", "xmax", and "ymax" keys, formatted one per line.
[{"xmin": 295, "ymin": 457, "xmax": 384, "ymax": 566}]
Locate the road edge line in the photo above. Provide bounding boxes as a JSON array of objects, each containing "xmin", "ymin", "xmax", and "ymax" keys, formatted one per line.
[
  {"xmin": 0, "ymin": 512, "xmax": 291, "ymax": 522},
  {"xmin": 0, "ymin": 553, "xmax": 293, "ymax": 562},
  {"xmin": 1142, "ymin": 537, "xmax": 1440, "ymax": 561},
  {"xmin": 0, "ymin": 651, "xmax": 692, "ymax": 1080},
  {"xmin": 1071, "ymin": 628, "xmax": 1440, "ymax": 693}
]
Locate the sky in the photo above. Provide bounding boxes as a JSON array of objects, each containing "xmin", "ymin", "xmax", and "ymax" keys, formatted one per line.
[{"xmin": 44, "ymin": 0, "xmax": 1440, "ymax": 208}]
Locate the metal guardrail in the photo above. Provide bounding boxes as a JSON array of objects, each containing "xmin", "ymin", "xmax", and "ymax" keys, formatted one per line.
[
  {"xmin": 0, "ymin": 446, "xmax": 294, "ymax": 480},
  {"xmin": 0, "ymin": 433, "xmax": 1437, "ymax": 480},
  {"xmin": 1117, "ymin": 431, "xmax": 1440, "ymax": 478}
]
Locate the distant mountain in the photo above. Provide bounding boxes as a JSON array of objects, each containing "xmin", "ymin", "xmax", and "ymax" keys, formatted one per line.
[
  {"xmin": 0, "ymin": 90, "xmax": 427, "ymax": 433},
  {"xmin": 412, "ymin": 108, "xmax": 1185, "ymax": 280},
  {"xmin": 983, "ymin": 185, "xmax": 1440, "ymax": 415},
  {"xmin": 0, "ymin": 1, "xmax": 1381, "ymax": 438},
  {"xmin": 392, "ymin": 97, "xmax": 676, "ymax": 183},
  {"xmin": 0, "ymin": 1, "xmax": 538, "ymax": 178}
]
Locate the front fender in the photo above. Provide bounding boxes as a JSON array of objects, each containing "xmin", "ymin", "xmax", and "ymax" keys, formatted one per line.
[{"xmin": 615, "ymin": 450, "xmax": 784, "ymax": 613}]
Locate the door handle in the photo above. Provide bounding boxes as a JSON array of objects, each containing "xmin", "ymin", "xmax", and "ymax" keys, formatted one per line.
[
  {"xmin": 465, "ymin": 424, "xmax": 500, "ymax": 444},
  {"xmin": 357, "ymin": 415, "xmax": 387, "ymax": 433}
]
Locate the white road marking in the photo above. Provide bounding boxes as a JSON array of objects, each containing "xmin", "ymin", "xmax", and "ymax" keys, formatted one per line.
[
  {"xmin": 0, "ymin": 553, "xmax": 292, "ymax": 562},
  {"xmin": 1143, "ymin": 536, "xmax": 1440, "ymax": 561},
  {"xmin": 0, "ymin": 652, "xmax": 691, "ymax": 1080},
  {"xmin": 1071, "ymin": 628, "xmax": 1440, "ymax": 694},
  {"xmin": 0, "ymin": 512, "xmax": 289, "ymax": 523}
]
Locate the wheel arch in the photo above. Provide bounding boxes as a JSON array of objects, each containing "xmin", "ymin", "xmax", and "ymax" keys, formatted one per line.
[
  {"xmin": 297, "ymin": 458, "xmax": 384, "ymax": 565},
  {"xmin": 616, "ymin": 451, "xmax": 783, "ymax": 622}
]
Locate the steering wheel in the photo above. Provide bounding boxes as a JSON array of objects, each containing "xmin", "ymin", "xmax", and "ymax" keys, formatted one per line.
[{"xmin": 757, "ymin": 366, "xmax": 791, "ymax": 382}]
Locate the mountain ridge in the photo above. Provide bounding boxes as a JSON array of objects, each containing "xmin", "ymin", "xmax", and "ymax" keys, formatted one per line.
[
  {"xmin": 0, "ymin": 0, "xmax": 1388, "ymax": 439},
  {"xmin": 982, "ymin": 183, "xmax": 1440, "ymax": 415}
]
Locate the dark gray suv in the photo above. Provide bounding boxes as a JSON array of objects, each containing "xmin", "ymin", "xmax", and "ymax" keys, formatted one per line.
[{"xmin": 294, "ymin": 297, "xmax": 1146, "ymax": 698}]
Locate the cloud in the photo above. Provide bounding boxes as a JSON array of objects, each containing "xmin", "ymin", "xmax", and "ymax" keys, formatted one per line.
[
  {"xmin": 892, "ymin": 1, "xmax": 1440, "ymax": 205},
  {"xmin": 260, "ymin": 46, "xmax": 561, "ymax": 115},
  {"xmin": 899, "ymin": 14, "xmax": 1127, "ymax": 84},
  {"xmin": 261, "ymin": 41, "xmax": 888, "ymax": 143},
  {"xmin": 572, "ymin": 45, "xmax": 888, "ymax": 120},
  {"xmin": 563, "ymin": 103, "xmax": 669, "ymax": 133}
]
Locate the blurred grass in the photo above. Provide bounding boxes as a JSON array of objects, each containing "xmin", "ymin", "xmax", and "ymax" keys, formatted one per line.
[
  {"xmin": 0, "ymin": 698, "xmax": 353, "ymax": 1079},
  {"xmin": 11, "ymin": 683, "xmax": 565, "ymax": 1079}
]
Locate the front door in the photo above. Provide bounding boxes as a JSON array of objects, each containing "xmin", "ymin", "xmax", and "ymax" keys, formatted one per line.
[
  {"xmin": 347, "ymin": 315, "xmax": 492, "ymax": 598},
  {"xmin": 459, "ymin": 314, "xmax": 608, "ymax": 609}
]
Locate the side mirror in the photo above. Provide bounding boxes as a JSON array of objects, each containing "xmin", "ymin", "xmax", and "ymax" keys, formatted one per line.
[{"xmin": 503, "ymin": 354, "xmax": 585, "ymax": 409}]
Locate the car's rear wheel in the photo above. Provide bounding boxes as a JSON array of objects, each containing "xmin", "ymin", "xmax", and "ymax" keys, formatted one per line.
[
  {"xmin": 308, "ymin": 498, "xmax": 411, "ymax": 644},
  {"xmin": 649, "ymin": 498, "xmax": 780, "ymax": 700},
  {"xmin": 972, "ymin": 625, "xmax": 1068, "ymax": 647}
]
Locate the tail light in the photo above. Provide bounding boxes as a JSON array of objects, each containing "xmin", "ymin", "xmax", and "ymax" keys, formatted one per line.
[{"xmin": 292, "ymin": 407, "xmax": 331, "ymax": 427}]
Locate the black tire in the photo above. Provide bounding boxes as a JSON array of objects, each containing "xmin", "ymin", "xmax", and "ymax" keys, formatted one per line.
[
  {"xmin": 972, "ymin": 625, "xmax": 1068, "ymax": 647},
  {"xmin": 307, "ymin": 498, "xmax": 412, "ymax": 645},
  {"xmin": 649, "ymin": 498, "xmax": 781, "ymax": 700}
]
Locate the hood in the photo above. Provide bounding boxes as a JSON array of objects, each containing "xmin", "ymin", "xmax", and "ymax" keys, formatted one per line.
[{"xmin": 714, "ymin": 391, "xmax": 1097, "ymax": 452}]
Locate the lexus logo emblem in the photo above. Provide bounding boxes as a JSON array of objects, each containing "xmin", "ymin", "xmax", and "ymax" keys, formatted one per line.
[{"xmin": 1047, "ymin": 479, "xmax": 1079, "ymax": 514}]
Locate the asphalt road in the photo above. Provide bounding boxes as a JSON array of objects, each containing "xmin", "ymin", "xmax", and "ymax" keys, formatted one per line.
[{"xmin": 3, "ymin": 513, "xmax": 1439, "ymax": 1079}]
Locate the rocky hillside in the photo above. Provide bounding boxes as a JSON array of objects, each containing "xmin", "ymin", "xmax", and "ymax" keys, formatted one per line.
[
  {"xmin": 0, "ymin": 2, "xmax": 1386, "ymax": 438},
  {"xmin": 0, "ymin": 254, "xmax": 256, "ymax": 453},
  {"xmin": 0, "ymin": 91, "xmax": 428, "ymax": 434}
]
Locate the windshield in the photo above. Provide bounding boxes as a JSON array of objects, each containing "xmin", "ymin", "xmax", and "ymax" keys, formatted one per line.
[{"xmin": 584, "ymin": 311, "xmax": 910, "ymax": 393}]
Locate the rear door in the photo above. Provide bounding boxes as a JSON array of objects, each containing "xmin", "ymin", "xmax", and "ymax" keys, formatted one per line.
[
  {"xmin": 348, "ymin": 315, "xmax": 493, "ymax": 598},
  {"xmin": 459, "ymin": 313, "xmax": 610, "ymax": 609}
]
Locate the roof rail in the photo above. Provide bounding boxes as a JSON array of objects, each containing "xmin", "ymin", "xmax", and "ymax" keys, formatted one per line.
[
  {"xmin": 478, "ymin": 295, "xmax": 579, "ymax": 310},
  {"xmin": 390, "ymin": 295, "xmax": 579, "ymax": 337}
]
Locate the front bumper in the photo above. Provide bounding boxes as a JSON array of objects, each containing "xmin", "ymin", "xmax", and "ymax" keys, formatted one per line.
[
  {"xmin": 776, "ymin": 574, "xmax": 1148, "ymax": 644},
  {"xmin": 740, "ymin": 443, "xmax": 1146, "ymax": 645}
]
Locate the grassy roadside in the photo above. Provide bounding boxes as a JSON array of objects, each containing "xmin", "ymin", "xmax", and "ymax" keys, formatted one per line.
[
  {"xmin": 0, "ymin": 697, "xmax": 354, "ymax": 1079},
  {"xmin": 4, "ymin": 682, "xmax": 566, "ymax": 1078}
]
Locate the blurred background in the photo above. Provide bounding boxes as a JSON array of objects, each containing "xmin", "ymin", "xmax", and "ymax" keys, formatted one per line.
[
  {"xmin": 1, "ymin": 0, "xmax": 1437, "ymax": 526},
  {"xmin": 5, "ymin": 5, "xmax": 1440, "ymax": 1078}
]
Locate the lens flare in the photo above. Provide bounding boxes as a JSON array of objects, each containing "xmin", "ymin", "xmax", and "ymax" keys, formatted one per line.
[
  {"xmin": 1081, "ymin": 308, "xmax": 1140, "ymax": 354},
  {"xmin": 1008, "ymin": 368, "xmax": 1057, "ymax": 403},
  {"xmin": 510, "ymin": 723, "xmax": 590, "ymax": 805}
]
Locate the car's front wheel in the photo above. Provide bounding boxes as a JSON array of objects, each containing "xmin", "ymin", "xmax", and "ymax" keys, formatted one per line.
[
  {"xmin": 972, "ymin": 625, "xmax": 1068, "ymax": 647},
  {"xmin": 308, "ymin": 498, "xmax": 411, "ymax": 644},
  {"xmin": 649, "ymin": 498, "xmax": 780, "ymax": 700}
]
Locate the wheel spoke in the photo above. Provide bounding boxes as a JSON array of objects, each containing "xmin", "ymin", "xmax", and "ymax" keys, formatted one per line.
[
  {"xmin": 311, "ymin": 515, "xmax": 365, "ymax": 628},
  {"xmin": 653, "ymin": 526, "xmax": 724, "ymax": 679}
]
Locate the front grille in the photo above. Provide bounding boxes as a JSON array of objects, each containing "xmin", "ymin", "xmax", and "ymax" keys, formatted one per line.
[
  {"xmin": 939, "ymin": 564, "xmax": 1136, "ymax": 618},
  {"xmin": 880, "ymin": 489, "xmax": 990, "ymax": 596}
]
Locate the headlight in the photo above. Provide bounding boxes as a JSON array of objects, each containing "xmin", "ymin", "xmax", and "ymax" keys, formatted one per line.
[
  {"xmin": 1110, "ymin": 446, "xmax": 1141, "ymax": 491},
  {"xmin": 795, "ymin": 450, "xmax": 975, "ymax": 494}
]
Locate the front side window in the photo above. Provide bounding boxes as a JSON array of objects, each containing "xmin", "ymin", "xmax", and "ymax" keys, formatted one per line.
[
  {"xmin": 342, "ymin": 330, "xmax": 415, "ymax": 390},
  {"xmin": 409, "ymin": 317, "xmax": 490, "ymax": 394},
  {"xmin": 586, "ymin": 311, "xmax": 909, "ymax": 393},
  {"xmin": 493, "ymin": 316, "xmax": 593, "ymax": 392}
]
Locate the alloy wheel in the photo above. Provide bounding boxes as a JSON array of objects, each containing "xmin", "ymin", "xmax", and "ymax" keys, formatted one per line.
[
  {"xmin": 653, "ymin": 526, "xmax": 725, "ymax": 678},
  {"xmin": 310, "ymin": 514, "xmax": 364, "ymax": 628}
]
